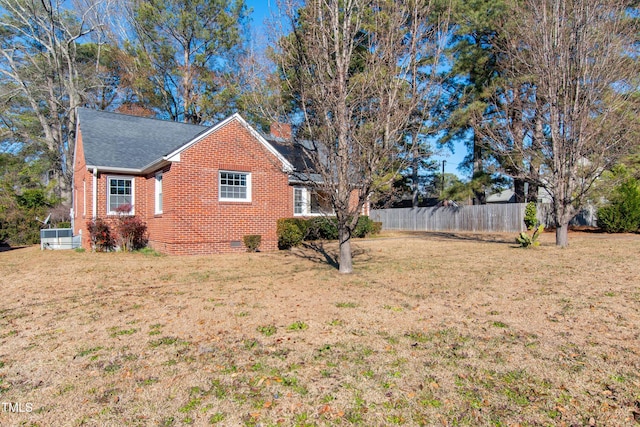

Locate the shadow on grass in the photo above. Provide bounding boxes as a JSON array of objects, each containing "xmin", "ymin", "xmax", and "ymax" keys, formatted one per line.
[
  {"xmin": 0, "ymin": 244, "xmax": 27, "ymax": 252},
  {"xmin": 413, "ymin": 231, "xmax": 517, "ymax": 245},
  {"xmin": 290, "ymin": 241, "xmax": 369, "ymax": 270}
]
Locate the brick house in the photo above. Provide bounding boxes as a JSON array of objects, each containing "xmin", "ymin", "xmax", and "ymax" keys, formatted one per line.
[{"xmin": 72, "ymin": 108, "xmax": 366, "ymax": 255}]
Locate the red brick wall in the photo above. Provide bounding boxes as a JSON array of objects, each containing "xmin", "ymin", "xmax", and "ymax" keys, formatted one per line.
[
  {"xmin": 147, "ymin": 119, "xmax": 292, "ymax": 255},
  {"xmin": 72, "ymin": 129, "xmax": 93, "ymax": 250},
  {"xmin": 74, "ymin": 118, "xmax": 293, "ymax": 254},
  {"xmin": 144, "ymin": 165, "xmax": 173, "ymax": 253}
]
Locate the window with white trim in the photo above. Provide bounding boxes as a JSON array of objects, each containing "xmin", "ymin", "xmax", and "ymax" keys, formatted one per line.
[
  {"xmin": 294, "ymin": 187, "xmax": 332, "ymax": 216},
  {"xmin": 294, "ymin": 187, "xmax": 305, "ymax": 215},
  {"xmin": 155, "ymin": 173, "xmax": 163, "ymax": 214},
  {"xmin": 107, "ymin": 176, "xmax": 134, "ymax": 214},
  {"xmin": 219, "ymin": 171, "xmax": 251, "ymax": 202}
]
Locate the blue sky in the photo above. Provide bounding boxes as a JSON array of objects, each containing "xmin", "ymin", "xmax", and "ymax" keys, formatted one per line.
[
  {"xmin": 243, "ymin": 1, "xmax": 468, "ymax": 178},
  {"xmin": 245, "ymin": 1, "xmax": 277, "ymax": 29}
]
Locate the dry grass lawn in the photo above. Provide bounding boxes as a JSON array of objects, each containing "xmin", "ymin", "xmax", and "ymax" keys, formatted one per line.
[{"xmin": 0, "ymin": 231, "xmax": 639, "ymax": 426}]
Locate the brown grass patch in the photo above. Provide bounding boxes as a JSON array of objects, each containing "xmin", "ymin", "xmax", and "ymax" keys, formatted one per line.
[{"xmin": 0, "ymin": 231, "xmax": 639, "ymax": 426}]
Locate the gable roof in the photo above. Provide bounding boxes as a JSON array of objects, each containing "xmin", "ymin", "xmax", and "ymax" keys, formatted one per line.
[
  {"xmin": 77, "ymin": 108, "xmax": 293, "ymax": 173},
  {"xmin": 77, "ymin": 108, "xmax": 208, "ymax": 171},
  {"xmin": 163, "ymin": 113, "xmax": 293, "ymax": 172}
]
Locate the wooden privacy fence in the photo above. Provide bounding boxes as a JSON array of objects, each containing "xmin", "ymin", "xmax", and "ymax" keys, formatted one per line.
[
  {"xmin": 370, "ymin": 203, "xmax": 598, "ymax": 233},
  {"xmin": 370, "ymin": 203, "xmax": 528, "ymax": 233}
]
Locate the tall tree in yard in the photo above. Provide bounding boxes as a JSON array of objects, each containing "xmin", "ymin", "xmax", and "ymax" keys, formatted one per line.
[
  {"xmin": 275, "ymin": 0, "xmax": 450, "ymax": 273},
  {"xmin": 442, "ymin": 0, "xmax": 508, "ymax": 204},
  {"xmin": 127, "ymin": 0, "xmax": 249, "ymax": 124},
  {"xmin": 0, "ymin": 0, "xmax": 115, "ymax": 200},
  {"xmin": 477, "ymin": 0, "xmax": 639, "ymax": 246}
]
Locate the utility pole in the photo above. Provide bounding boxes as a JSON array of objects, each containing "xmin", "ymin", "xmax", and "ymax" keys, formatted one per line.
[{"xmin": 441, "ymin": 160, "xmax": 446, "ymax": 198}]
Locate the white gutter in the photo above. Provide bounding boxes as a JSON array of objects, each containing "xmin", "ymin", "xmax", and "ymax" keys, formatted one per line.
[
  {"xmin": 86, "ymin": 164, "xmax": 142, "ymax": 174},
  {"xmin": 86, "ymin": 162, "xmax": 173, "ymax": 176},
  {"xmin": 92, "ymin": 167, "xmax": 97, "ymax": 219}
]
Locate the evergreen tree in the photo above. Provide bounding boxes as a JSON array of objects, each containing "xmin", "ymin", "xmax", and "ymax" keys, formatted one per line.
[
  {"xmin": 126, "ymin": 0, "xmax": 249, "ymax": 124},
  {"xmin": 442, "ymin": 0, "xmax": 509, "ymax": 204}
]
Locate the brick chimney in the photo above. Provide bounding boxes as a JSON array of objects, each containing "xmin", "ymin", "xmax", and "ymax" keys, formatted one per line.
[{"xmin": 270, "ymin": 122, "xmax": 292, "ymax": 140}]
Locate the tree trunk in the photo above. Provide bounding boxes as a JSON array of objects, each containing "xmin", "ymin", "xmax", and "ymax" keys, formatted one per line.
[
  {"xmin": 471, "ymin": 128, "xmax": 486, "ymax": 205},
  {"xmin": 412, "ymin": 162, "xmax": 419, "ymax": 208},
  {"xmin": 526, "ymin": 182, "xmax": 538, "ymax": 203},
  {"xmin": 555, "ymin": 222, "xmax": 569, "ymax": 247},
  {"xmin": 514, "ymin": 179, "xmax": 526, "ymax": 203},
  {"xmin": 338, "ymin": 226, "xmax": 353, "ymax": 274}
]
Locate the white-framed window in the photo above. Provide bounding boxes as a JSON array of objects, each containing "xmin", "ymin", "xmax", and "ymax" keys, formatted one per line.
[
  {"xmin": 294, "ymin": 187, "xmax": 305, "ymax": 215},
  {"xmin": 155, "ymin": 172, "xmax": 163, "ymax": 214},
  {"xmin": 294, "ymin": 187, "xmax": 332, "ymax": 216},
  {"xmin": 107, "ymin": 176, "xmax": 134, "ymax": 215},
  {"xmin": 219, "ymin": 171, "xmax": 251, "ymax": 202}
]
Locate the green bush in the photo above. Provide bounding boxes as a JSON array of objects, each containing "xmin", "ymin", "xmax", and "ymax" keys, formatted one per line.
[
  {"xmin": 372, "ymin": 221, "xmax": 383, "ymax": 235},
  {"xmin": 354, "ymin": 216, "xmax": 375, "ymax": 238},
  {"xmin": 278, "ymin": 215, "xmax": 382, "ymax": 249},
  {"xmin": 277, "ymin": 218, "xmax": 308, "ymax": 249},
  {"xmin": 0, "ymin": 208, "xmax": 41, "ymax": 245},
  {"xmin": 597, "ymin": 206, "xmax": 623, "ymax": 232},
  {"xmin": 306, "ymin": 215, "xmax": 379, "ymax": 240},
  {"xmin": 524, "ymin": 201, "xmax": 538, "ymax": 230},
  {"xmin": 1, "ymin": 187, "xmax": 54, "ymax": 245},
  {"xmin": 597, "ymin": 178, "xmax": 640, "ymax": 233},
  {"xmin": 243, "ymin": 235, "xmax": 262, "ymax": 252},
  {"xmin": 306, "ymin": 216, "xmax": 338, "ymax": 240}
]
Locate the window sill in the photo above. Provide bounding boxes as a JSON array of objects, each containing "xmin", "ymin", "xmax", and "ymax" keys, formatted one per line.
[{"xmin": 218, "ymin": 199, "xmax": 252, "ymax": 204}]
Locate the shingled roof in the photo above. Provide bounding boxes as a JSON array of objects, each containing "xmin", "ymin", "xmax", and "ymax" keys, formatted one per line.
[
  {"xmin": 77, "ymin": 108, "xmax": 310, "ymax": 177},
  {"xmin": 264, "ymin": 137, "xmax": 323, "ymax": 184},
  {"xmin": 77, "ymin": 108, "xmax": 208, "ymax": 171}
]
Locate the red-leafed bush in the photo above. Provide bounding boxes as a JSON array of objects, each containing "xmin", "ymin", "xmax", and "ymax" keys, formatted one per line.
[
  {"xmin": 86, "ymin": 218, "xmax": 114, "ymax": 252},
  {"xmin": 110, "ymin": 204, "xmax": 148, "ymax": 252},
  {"xmin": 116, "ymin": 215, "xmax": 148, "ymax": 252}
]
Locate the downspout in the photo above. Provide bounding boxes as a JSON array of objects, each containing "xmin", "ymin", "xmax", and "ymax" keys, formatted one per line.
[{"xmin": 92, "ymin": 167, "xmax": 98, "ymax": 219}]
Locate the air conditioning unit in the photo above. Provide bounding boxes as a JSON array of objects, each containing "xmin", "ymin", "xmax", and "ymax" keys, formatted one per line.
[{"xmin": 40, "ymin": 228, "xmax": 80, "ymax": 250}]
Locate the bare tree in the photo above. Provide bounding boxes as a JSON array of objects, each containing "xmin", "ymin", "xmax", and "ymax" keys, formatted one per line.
[
  {"xmin": 0, "ymin": 0, "xmax": 116, "ymax": 199},
  {"xmin": 270, "ymin": 0, "xmax": 449, "ymax": 273},
  {"xmin": 477, "ymin": 0, "xmax": 639, "ymax": 246}
]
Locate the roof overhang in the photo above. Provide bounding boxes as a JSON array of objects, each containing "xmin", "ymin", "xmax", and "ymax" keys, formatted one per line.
[
  {"xmin": 86, "ymin": 164, "xmax": 143, "ymax": 175},
  {"xmin": 288, "ymin": 173, "xmax": 325, "ymax": 185},
  {"xmin": 88, "ymin": 159, "xmax": 174, "ymax": 176}
]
